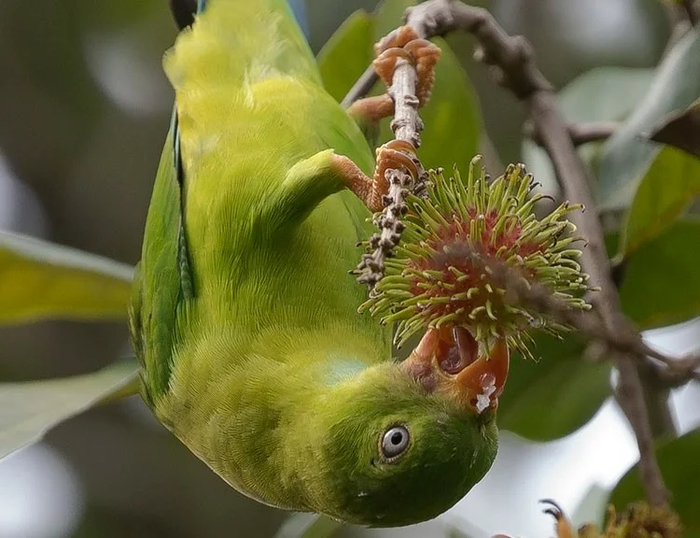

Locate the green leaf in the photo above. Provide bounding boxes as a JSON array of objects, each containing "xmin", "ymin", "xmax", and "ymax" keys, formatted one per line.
[
  {"xmin": 622, "ymin": 146, "xmax": 700, "ymax": 255},
  {"xmin": 317, "ymin": 10, "xmax": 374, "ymax": 103},
  {"xmin": 414, "ymin": 37, "xmax": 481, "ymax": 172},
  {"xmin": 498, "ymin": 334, "xmax": 612, "ymax": 441},
  {"xmin": 373, "ymin": 0, "xmax": 415, "ymax": 40},
  {"xmin": 598, "ymin": 28, "xmax": 700, "ymax": 211},
  {"xmin": 650, "ymin": 98, "xmax": 700, "ymax": 160},
  {"xmin": 609, "ymin": 428, "xmax": 700, "ymax": 535},
  {"xmin": 523, "ymin": 67, "xmax": 653, "ymax": 195},
  {"xmin": 78, "ymin": 1, "xmax": 161, "ymax": 29},
  {"xmin": 620, "ymin": 219, "xmax": 700, "ymax": 329},
  {"xmin": 0, "ymin": 359, "xmax": 140, "ymax": 461},
  {"xmin": 274, "ymin": 514, "xmax": 342, "ymax": 538},
  {"xmin": 559, "ymin": 67, "xmax": 655, "ymax": 124},
  {"xmin": 0, "ymin": 230, "xmax": 134, "ymax": 324}
]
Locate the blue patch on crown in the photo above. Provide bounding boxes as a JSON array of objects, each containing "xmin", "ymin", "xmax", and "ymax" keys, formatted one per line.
[{"xmin": 325, "ymin": 355, "xmax": 367, "ymax": 385}]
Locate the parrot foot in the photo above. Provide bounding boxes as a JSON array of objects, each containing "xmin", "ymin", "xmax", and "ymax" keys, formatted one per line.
[
  {"xmin": 333, "ymin": 140, "xmax": 419, "ymax": 212},
  {"xmin": 347, "ymin": 26, "xmax": 440, "ymax": 124},
  {"xmin": 374, "ymin": 26, "xmax": 440, "ymax": 107},
  {"xmin": 347, "ymin": 94, "xmax": 395, "ymax": 125},
  {"xmin": 540, "ymin": 499, "xmax": 575, "ymax": 538}
]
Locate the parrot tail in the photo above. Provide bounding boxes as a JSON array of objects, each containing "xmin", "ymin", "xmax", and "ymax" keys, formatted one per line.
[
  {"xmin": 169, "ymin": 0, "xmax": 197, "ymax": 30},
  {"xmin": 164, "ymin": 0, "xmax": 321, "ymax": 94}
]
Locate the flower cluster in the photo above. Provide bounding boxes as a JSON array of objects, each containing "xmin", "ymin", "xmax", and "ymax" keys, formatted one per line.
[{"xmin": 360, "ymin": 156, "xmax": 590, "ymax": 357}]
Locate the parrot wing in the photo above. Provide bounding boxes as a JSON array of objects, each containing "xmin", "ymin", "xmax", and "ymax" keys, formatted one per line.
[{"xmin": 129, "ymin": 112, "xmax": 194, "ymax": 405}]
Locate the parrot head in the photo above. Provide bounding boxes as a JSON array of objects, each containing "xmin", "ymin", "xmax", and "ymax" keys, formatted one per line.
[{"xmin": 308, "ymin": 326, "xmax": 509, "ymax": 527}]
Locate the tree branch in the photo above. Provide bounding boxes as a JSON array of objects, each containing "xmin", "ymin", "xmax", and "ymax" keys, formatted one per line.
[
  {"xmin": 682, "ymin": 0, "xmax": 698, "ymax": 26},
  {"xmin": 525, "ymin": 121, "xmax": 619, "ymax": 147},
  {"xmin": 355, "ymin": 48, "xmax": 429, "ymax": 289},
  {"xmin": 390, "ymin": 59, "xmax": 424, "ymax": 145},
  {"xmin": 344, "ymin": 0, "xmax": 672, "ymax": 507}
]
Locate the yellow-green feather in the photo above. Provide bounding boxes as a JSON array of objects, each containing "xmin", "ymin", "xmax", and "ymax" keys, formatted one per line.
[
  {"xmin": 131, "ymin": 0, "xmax": 392, "ymax": 509},
  {"xmin": 130, "ymin": 0, "xmax": 498, "ymax": 525}
]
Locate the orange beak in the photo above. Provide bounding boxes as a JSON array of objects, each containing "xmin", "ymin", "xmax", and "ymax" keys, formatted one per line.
[{"xmin": 401, "ymin": 326, "xmax": 510, "ymax": 414}]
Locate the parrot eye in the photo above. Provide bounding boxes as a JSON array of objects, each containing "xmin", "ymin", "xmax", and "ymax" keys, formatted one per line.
[{"xmin": 380, "ymin": 425, "xmax": 410, "ymax": 460}]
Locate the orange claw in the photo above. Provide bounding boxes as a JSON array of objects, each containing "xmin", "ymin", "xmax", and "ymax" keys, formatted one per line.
[
  {"xmin": 375, "ymin": 25, "xmax": 421, "ymax": 54},
  {"xmin": 346, "ymin": 94, "xmax": 394, "ymax": 125},
  {"xmin": 540, "ymin": 499, "xmax": 574, "ymax": 538},
  {"xmin": 373, "ymin": 26, "xmax": 441, "ymax": 107},
  {"xmin": 404, "ymin": 39, "xmax": 440, "ymax": 106},
  {"xmin": 373, "ymin": 47, "xmax": 415, "ymax": 88},
  {"xmin": 382, "ymin": 139, "xmax": 417, "ymax": 157},
  {"xmin": 348, "ymin": 27, "xmax": 440, "ymax": 125},
  {"xmin": 374, "ymin": 140, "xmax": 418, "ymax": 186},
  {"xmin": 331, "ymin": 141, "xmax": 418, "ymax": 213}
]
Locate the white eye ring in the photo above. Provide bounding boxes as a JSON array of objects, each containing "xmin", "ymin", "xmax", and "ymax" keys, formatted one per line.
[{"xmin": 381, "ymin": 425, "xmax": 410, "ymax": 460}]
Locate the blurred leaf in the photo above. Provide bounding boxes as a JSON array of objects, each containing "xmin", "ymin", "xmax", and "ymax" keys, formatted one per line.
[
  {"xmin": 414, "ymin": 37, "xmax": 481, "ymax": 172},
  {"xmin": 523, "ymin": 67, "xmax": 652, "ymax": 196},
  {"xmin": 650, "ymin": 98, "xmax": 700, "ymax": 160},
  {"xmin": 0, "ymin": 231, "xmax": 134, "ymax": 324},
  {"xmin": 373, "ymin": 0, "xmax": 414, "ymax": 39},
  {"xmin": 620, "ymin": 219, "xmax": 700, "ymax": 329},
  {"xmin": 78, "ymin": 1, "xmax": 162, "ymax": 29},
  {"xmin": 573, "ymin": 483, "xmax": 609, "ymax": 530},
  {"xmin": 498, "ymin": 334, "xmax": 611, "ymax": 441},
  {"xmin": 559, "ymin": 67, "xmax": 654, "ymax": 124},
  {"xmin": 317, "ymin": 10, "xmax": 374, "ymax": 102},
  {"xmin": 609, "ymin": 428, "xmax": 700, "ymax": 535},
  {"xmin": 0, "ymin": 359, "xmax": 140, "ymax": 461},
  {"xmin": 521, "ymin": 140, "xmax": 558, "ymax": 195},
  {"xmin": 598, "ymin": 28, "xmax": 700, "ymax": 211},
  {"xmin": 622, "ymin": 146, "xmax": 700, "ymax": 255},
  {"xmin": 274, "ymin": 513, "xmax": 342, "ymax": 538},
  {"xmin": 605, "ymin": 231, "xmax": 621, "ymax": 258}
]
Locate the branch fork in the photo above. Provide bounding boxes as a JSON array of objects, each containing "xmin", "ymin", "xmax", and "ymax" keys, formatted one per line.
[{"xmin": 344, "ymin": 0, "xmax": 678, "ymax": 507}]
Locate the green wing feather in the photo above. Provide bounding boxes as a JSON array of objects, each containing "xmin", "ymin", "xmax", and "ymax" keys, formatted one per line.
[
  {"xmin": 129, "ymin": 128, "xmax": 189, "ymax": 405},
  {"xmin": 130, "ymin": 0, "xmax": 379, "ymax": 405}
]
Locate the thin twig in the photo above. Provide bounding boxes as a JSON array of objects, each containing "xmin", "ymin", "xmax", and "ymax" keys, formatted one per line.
[
  {"xmin": 655, "ymin": 353, "xmax": 700, "ymax": 387},
  {"xmin": 345, "ymin": 0, "xmax": 670, "ymax": 507},
  {"xmin": 682, "ymin": 0, "xmax": 698, "ymax": 26},
  {"xmin": 526, "ymin": 121, "xmax": 619, "ymax": 147},
  {"xmin": 342, "ymin": 68, "xmax": 379, "ymax": 109},
  {"xmin": 390, "ymin": 59, "xmax": 423, "ymax": 145},
  {"xmin": 355, "ymin": 48, "xmax": 429, "ymax": 288}
]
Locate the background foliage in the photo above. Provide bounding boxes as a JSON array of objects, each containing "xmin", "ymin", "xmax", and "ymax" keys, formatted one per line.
[{"xmin": 0, "ymin": 1, "xmax": 698, "ymax": 537}]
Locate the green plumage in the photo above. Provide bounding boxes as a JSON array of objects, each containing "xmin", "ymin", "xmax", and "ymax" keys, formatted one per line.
[{"xmin": 129, "ymin": 0, "xmax": 498, "ymax": 526}]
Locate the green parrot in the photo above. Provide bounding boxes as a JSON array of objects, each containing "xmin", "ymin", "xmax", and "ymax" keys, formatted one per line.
[{"xmin": 129, "ymin": 0, "xmax": 509, "ymax": 527}]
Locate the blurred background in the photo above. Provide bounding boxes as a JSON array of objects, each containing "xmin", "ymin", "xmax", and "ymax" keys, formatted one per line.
[{"xmin": 0, "ymin": 0, "xmax": 697, "ymax": 537}]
